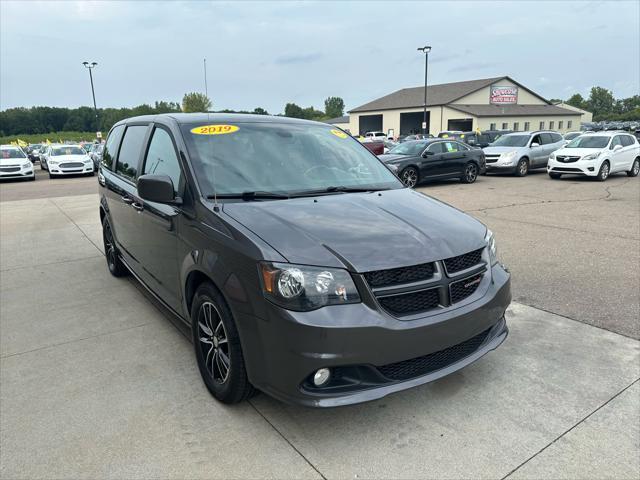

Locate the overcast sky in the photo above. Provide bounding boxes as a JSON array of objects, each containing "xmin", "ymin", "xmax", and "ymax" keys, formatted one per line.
[{"xmin": 1, "ymin": 0, "xmax": 639, "ymax": 114}]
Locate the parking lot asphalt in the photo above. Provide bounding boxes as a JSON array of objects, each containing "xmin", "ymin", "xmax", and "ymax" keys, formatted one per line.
[{"xmin": 1, "ymin": 172, "xmax": 639, "ymax": 479}]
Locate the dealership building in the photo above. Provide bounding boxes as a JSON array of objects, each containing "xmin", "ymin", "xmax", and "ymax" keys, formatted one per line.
[{"xmin": 339, "ymin": 76, "xmax": 584, "ymax": 137}]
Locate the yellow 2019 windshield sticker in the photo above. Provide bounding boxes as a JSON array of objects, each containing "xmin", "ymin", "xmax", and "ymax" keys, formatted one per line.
[
  {"xmin": 330, "ymin": 129, "xmax": 348, "ymax": 139},
  {"xmin": 191, "ymin": 125, "xmax": 239, "ymax": 135}
]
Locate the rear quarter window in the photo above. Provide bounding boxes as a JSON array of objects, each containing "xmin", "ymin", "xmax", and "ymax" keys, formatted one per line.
[
  {"xmin": 550, "ymin": 133, "xmax": 563, "ymax": 143},
  {"xmin": 102, "ymin": 125, "xmax": 125, "ymax": 171}
]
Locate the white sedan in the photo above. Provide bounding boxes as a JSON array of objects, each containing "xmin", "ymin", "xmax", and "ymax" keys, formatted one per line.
[
  {"xmin": 42, "ymin": 144, "xmax": 94, "ymax": 178},
  {"xmin": 547, "ymin": 132, "xmax": 640, "ymax": 181},
  {"xmin": 0, "ymin": 145, "xmax": 35, "ymax": 181}
]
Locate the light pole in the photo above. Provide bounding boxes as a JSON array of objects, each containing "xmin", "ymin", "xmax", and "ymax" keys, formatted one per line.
[
  {"xmin": 82, "ymin": 61, "xmax": 99, "ymax": 135},
  {"xmin": 417, "ymin": 46, "xmax": 431, "ymax": 136}
]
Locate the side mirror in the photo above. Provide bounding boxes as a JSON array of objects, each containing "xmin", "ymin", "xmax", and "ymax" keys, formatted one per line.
[
  {"xmin": 531, "ymin": 142, "xmax": 540, "ymax": 148},
  {"xmin": 612, "ymin": 144, "xmax": 623, "ymax": 151},
  {"xmin": 137, "ymin": 174, "xmax": 180, "ymax": 204},
  {"xmin": 422, "ymin": 150, "xmax": 434, "ymax": 157}
]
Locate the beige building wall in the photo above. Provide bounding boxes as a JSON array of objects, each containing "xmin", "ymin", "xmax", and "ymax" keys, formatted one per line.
[
  {"xmin": 456, "ymin": 78, "xmax": 547, "ymax": 105},
  {"xmin": 556, "ymin": 103, "xmax": 593, "ymax": 123},
  {"xmin": 473, "ymin": 114, "xmax": 581, "ymax": 133},
  {"xmin": 330, "ymin": 121, "xmax": 350, "ymax": 131}
]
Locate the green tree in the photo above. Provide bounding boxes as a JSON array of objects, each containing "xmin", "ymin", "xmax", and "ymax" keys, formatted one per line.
[
  {"xmin": 324, "ymin": 96, "xmax": 345, "ymax": 118},
  {"xmin": 182, "ymin": 92, "xmax": 212, "ymax": 113},
  {"xmin": 566, "ymin": 93, "xmax": 587, "ymax": 110},
  {"xmin": 252, "ymin": 107, "xmax": 269, "ymax": 115},
  {"xmin": 284, "ymin": 102, "xmax": 305, "ymax": 118},
  {"xmin": 587, "ymin": 87, "xmax": 615, "ymax": 119}
]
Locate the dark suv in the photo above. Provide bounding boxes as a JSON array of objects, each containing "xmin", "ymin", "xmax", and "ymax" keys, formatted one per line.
[{"xmin": 98, "ymin": 114, "xmax": 511, "ymax": 407}]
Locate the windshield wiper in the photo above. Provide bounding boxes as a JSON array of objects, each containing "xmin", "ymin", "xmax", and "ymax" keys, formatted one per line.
[
  {"xmin": 206, "ymin": 191, "xmax": 290, "ymax": 201},
  {"xmin": 292, "ymin": 186, "xmax": 390, "ymax": 197}
]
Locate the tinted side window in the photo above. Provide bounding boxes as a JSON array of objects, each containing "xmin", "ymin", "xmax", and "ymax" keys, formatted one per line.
[
  {"xmin": 621, "ymin": 135, "xmax": 634, "ymax": 147},
  {"xmin": 427, "ymin": 142, "xmax": 444, "ymax": 154},
  {"xmin": 143, "ymin": 128, "xmax": 182, "ymax": 194},
  {"xmin": 116, "ymin": 125, "xmax": 148, "ymax": 181},
  {"xmin": 531, "ymin": 135, "xmax": 541, "ymax": 145},
  {"xmin": 540, "ymin": 133, "xmax": 554, "ymax": 144},
  {"xmin": 550, "ymin": 133, "xmax": 563, "ymax": 143},
  {"xmin": 102, "ymin": 125, "xmax": 125, "ymax": 170},
  {"xmin": 455, "ymin": 142, "xmax": 469, "ymax": 151}
]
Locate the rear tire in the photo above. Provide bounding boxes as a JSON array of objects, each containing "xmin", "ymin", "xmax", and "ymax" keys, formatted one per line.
[
  {"xmin": 192, "ymin": 282, "xmax": 255, "ymax": 404},
  {"xmin": 460, "ymin": 162, "xmax": 478, "ymax": 184},
  {"xmin": 102, "ymin": 217, "xmax": 129, "ymax": 277},
  {"xmin": 549, "ymin": 172, "xmax": 562, "ymax": 179},
  {"xmin": 596, "ymin": 161, "xmax": 610, "ymax": 181},
  {"xmin": 515, "ymin": 158, "xmax": 529, "ymax": 177},
  {"xmin": 400, "ymin": 166, "xmax": 419, "ymax": 188},
  {"xmin": 627, "ymin": 158, "xmax": 639, "ymax": 177}
]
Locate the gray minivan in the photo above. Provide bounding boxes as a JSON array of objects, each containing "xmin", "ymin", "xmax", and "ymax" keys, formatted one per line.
[{"xmin": 483, "ymin": 131, "xmax": 565, "ymax": 176}]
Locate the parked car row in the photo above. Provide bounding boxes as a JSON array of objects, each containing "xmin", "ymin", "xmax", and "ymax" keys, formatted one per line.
[
  {"xmin": 0, "ymin": 143, "xmax": 96, "ymax": 181},
  {"xmin": 380, "ymin": 129, "xmax": 640, "ymax": 187}
]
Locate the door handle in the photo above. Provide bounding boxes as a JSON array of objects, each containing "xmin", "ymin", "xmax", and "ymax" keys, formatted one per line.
[
  {"xmin": 132, "ymin": 202, "xmax": 144, "ymax": 212},
  {"xmin": 121, "ymin": 196, "xmax": 134, "ymax": 204}
]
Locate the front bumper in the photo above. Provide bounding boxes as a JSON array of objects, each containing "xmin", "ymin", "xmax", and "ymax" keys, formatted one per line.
[
  {"xmin": 485, "ymin": 162, "xmax": 517, "ymax": 173},
  {"xmin": 547, "ymin": 159, "xmax": 597, "ymax": 176},
  {"xmin": 49, "ymin": 164, "xmax": 94, "ymax": 175},
  {"xmin": 238, "ymin": 263, "xmax": 511, "ymax": 407},
  {"xmin": 0, "ymin": 167, "xmax": 35, "ymax": 179}
]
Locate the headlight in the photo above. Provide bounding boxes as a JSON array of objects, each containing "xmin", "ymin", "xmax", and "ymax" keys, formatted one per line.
[
  {"xmin": 84, "ymin": 158, "xmax": 92, "ymax": 164},
  {"xmin": 48, "ymin": 159, "xmax": 58, "ymax": 165},
  {"xmin": 22, "ymin": 162, "xmax": 32, "ymax": 168},
  {"xmin": 582, "ymin": 152, "xmax": 600, "ymax": 161},
  {"xmin": 485, "ymin": 229, "xmax": 498, "ymax": 266},
  {"xmin": 501, "ymin": 151, "xmax": 517, "ymax": 160},
  {"xmin": 549, "ymin": 152, "xmax": 556, "ymax": 160},
  {"xmin": 260, "ymin": 262, "xmax": 360, "ymax": 311}
]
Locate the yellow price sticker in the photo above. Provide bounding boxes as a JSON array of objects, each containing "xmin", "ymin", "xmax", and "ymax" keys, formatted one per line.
[
  {"xmin": 330, "ymin": 129, "xmax": 348, "ymax": 139},
  {"xmin": 191, "ymin": 124, "xmax": 239, "ymax": 135}
]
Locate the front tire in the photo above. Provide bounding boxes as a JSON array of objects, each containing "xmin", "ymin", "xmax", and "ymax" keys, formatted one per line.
[
  {"xmin": 102, "ymin": 217, "xmax": 129, "ymax": 277},
  {"xmin": 515, "ymin": 158, "xmax": 529, "ymax": 177},
  {"xmin": 627, "ymin": 158, "xmax": 639, "ymax": 177},
  {"xmin": 549, "ymin": 172, "xmax": 562, "ymax": 179},
  {"xmin": 192, "ymin": 282, "xmax": 255, "ymax": 404},
  {"xmin": 596, "ymin": 161, "xmax": 610, "ymax": 181},
  {"xmin": 460, "ymin": 162, "xmax": 478, "ymax": 184},
  {"xmin": 399, "ymin": 166, "xmax": 419, "ymax": 188}
]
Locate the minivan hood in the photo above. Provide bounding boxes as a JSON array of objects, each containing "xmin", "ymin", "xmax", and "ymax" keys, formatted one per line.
[{"xmin": 222, "ymin": 189, "xmax": 486, "ymax": 272}]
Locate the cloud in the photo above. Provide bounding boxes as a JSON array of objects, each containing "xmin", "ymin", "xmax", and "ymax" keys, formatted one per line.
[
  {"xmin": 274, "ymin": 52, "xmax": 323, "ymax": 65},
  {"xmin": 448, "ymin": 62, "xmax": 499, "ymax": 73}
]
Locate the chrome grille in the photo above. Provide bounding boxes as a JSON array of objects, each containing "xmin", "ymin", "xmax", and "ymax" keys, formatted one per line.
[
  {"xmin": 60, "ymin": 162, "xmax": 84, "ymax": 168},
  {"xmin": 556, "ymin": 156, "xmax": 580, "ymax": 163}
]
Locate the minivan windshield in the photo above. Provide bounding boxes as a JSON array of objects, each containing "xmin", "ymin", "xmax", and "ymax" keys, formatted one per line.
[
  {"xmin": 491, "ymin": 135, "xmax": 530, "ymax": 147},
  {"xmin": 388, "ymin": 141, "xmax": 428, "ymax": 155},
  {"xmin": 181, "ymin": 122, "xmax": 403, "ymax": 197},
  {"xmin": 52, "ymin": 146, "xmax": 85, "ymax": 156},
  {"xmin": 566, "ymin": 136, "xmax": 610, "ymax": 149}
]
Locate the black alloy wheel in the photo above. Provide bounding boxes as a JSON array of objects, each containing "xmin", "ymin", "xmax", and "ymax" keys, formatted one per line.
[
  {"xmin": 461, "ymin": 163, "xmax": 478, "ymax": 184},
  {"xmin": 102, "ymin": 217, "xmax": 128, "ymax": 277},
  {"xmin": 400, "ymin": 167, "xmax": 419, "ymax": 188}
]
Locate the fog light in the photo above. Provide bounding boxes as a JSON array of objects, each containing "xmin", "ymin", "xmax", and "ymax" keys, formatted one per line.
[{"xmin": 313, "ymin": 368, "xmax": 331, "ymax": 386}]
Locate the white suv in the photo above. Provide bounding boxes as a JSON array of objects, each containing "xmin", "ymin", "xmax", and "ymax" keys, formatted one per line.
[{"xmin": 548, "ymin": 132, "xmax": 640, "ymax": 181}]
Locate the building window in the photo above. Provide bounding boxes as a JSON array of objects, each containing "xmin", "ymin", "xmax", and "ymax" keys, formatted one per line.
[
  {"xmin": 502, "ymin": 122, "xmax": 508, "ymax": 130},
  {"xmin": 558, "ymin": 121, "xmax": 563, "ymax": 130},
  {"xmin": 568, "ymin": 120, "xmax": 573, "ymax": 129},
  {"xmin": 513, "ymin": 122, "xmax": 519, "ymax": 131},
  {"xmin": 524, "ymin": 122, "xmax": 530, "ymax": 131},
  {"xmin": 549, "ymin": 121, "xmax": 555, "ymax": 130},
  {"xmin": 539, "ymin": 121, "xmax": 545, "ymax": 130},
  {"xmin": 490, "ymin": 123, "xmax": 496, "ymax": 130}
]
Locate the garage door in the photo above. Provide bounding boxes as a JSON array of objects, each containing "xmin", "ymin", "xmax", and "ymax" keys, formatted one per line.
[
  {"xmin": 359, "ymin": 115, "xmax": 382, "ymax": 135},
  {"xmin": 400, "ymin": 112, "xmax": 429, "ymax": 135},
  {"xmin": 448, "ymin": 118, "xmax": 473, "ymax": 131}
]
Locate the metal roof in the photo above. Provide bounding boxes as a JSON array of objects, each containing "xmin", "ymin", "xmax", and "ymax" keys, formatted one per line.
[
  {"xmin": 324, "ymin": 115, "xmax": 350, "ymax": 124},
  {"xmin": 448, "ymin": 104, "xmax": 579, "ymax": 117},
  {"xmin": 349, "ymin": 77, "xmax": 507, "ymax": 113}
]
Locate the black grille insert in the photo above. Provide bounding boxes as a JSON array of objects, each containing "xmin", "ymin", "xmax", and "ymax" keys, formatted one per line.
[
  {"xmin": 443, "ymin": 248, "xmax": 484, "ymax": 274},
  {"xmin": 0, "ymin": 166, "xmax": 21, "ymax": 172},
  {"xmin": 363, "ymin": 262, "xmax": 435, "ymax": 288},
  {"xmin": 450, "ymin": 273, "xmax": 483, "ymax": 303},
  {"xmin": 378, "ymin": 288, "xmax": 439, "ymax": 316},
  {"xmin": 377, "ymin": 327, "xmax": 491, "ymax": 380},
  {"xmin": 60, "ymin": 162, "xmax": 84, "ymax": 168}
]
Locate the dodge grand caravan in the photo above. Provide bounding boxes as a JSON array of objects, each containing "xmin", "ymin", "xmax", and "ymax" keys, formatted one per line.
[{"xmin": 98, "ymin": 114, "xmax": 511, "ymax": 407}]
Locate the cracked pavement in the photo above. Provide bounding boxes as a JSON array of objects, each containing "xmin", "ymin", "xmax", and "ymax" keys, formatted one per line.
[{"xmin": 1, "ymin": 170, "xmax": 639, "ymax": 479}]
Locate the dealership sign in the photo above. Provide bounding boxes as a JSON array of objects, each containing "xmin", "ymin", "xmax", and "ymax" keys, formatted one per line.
[{"xmin": 490, "ymin": 86, "xmax": 518, "ymax": 104}]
